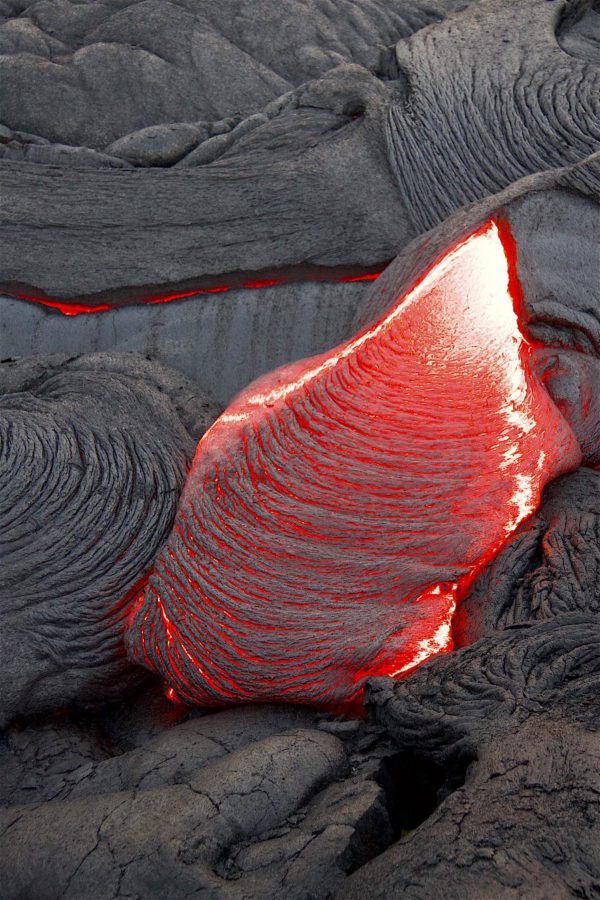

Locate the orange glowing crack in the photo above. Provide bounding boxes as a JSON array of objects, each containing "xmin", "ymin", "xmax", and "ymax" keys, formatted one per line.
[{"xmin": 10, "ymin": 273, "xmax": 383, "ymax": 316}]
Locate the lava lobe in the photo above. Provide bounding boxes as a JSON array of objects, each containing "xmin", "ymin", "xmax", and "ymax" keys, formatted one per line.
[{"xmin": 126, "ymin": 221, "xmax": 581, "ymax": 711}]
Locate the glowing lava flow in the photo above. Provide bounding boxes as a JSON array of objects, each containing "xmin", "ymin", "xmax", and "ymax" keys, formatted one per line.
[
  {"xmin": 11, "ymin": 272, "xmax": 382, "ymax": 316},
  {"xmin": 126, "ymin": 221, "xmax": 581, "ymax": 712}
]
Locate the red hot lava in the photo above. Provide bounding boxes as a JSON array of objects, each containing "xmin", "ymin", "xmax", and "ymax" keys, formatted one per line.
[
  {"xmin": 126, "ymin": 221, "xmax": 581, "ymax": 712},
  {"xmin": 12, "ymin": 273, "xmax": 382, "ymax": 316}
]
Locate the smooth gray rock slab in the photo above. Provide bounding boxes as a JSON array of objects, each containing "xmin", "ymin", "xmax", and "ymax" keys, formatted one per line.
[
  {"xmin": 0, "ymin": 702, "xmax": 322, "ymax": 806},
  {"xmin": 0, "ymin": 683, "xmax": 397, "ymax": 899},
  {"xmin": 0, "ymin": 0, "xmax": 459, "ymax": 147},
  {"xmin": 0, "ymin": 141, "xmax": 133, "ymax": 168},
  {"xmin": 1, "ymin": 155, "xmax": 597, "ymax": 411},
  {"xmin": 222, "ymin": 776, "xmax": 393, "ymax": 898},
  {"xmin": 105, "ymin": 122, "xmax": 210, "ymax": 167},
  {"xmin": 0, "ymin": 279, "xmax": 367, "ymax": 406},
  {"xmin": 0, "ymin": 69, "xmax": 412, "ymax": 300},
  {"xmin": 0, "ymin": 713, "xmax": 112, "ymax": 808},
  {"xmin": 0, "ymin": 728, "xmax": 354, "ymax": 898}
]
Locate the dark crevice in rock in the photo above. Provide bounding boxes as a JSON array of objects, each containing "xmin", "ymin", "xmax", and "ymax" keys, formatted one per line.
[
  {"xmin": 557, "ymin": 0, "xmax": 600, "ymax": 65},
  {"xmin": 372, "ymin": 45, "xmax": 404, "ymax": 81},
  {"xmin": 374, "ymin": 748, "xmax": 471, "ymax": 845}
]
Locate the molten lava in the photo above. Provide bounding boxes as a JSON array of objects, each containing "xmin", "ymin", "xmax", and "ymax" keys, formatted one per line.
[
  {"xmin": 125, "ymin": 221, "xmax": 581, "ymax": 712},
  {"xmin": 11, "ymin": 272, "xmax": 382, "ymax": 316}
]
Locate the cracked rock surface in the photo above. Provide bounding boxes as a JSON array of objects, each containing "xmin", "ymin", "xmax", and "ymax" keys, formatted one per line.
[{"xmin": 0, "ymin": 698, "xmax": 397, "ymax": 899}]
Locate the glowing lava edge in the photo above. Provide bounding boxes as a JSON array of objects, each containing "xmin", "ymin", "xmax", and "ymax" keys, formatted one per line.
[{"xmin": 125, "ymin": 221, "xmax": 581, "ymax": 713}]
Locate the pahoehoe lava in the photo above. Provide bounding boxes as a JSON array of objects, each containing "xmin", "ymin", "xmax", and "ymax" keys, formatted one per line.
[
  {"xmin": 1, "ymin": 1, "xmax": 599, "ymax": 896},
  {"xmin": 126, "ymin": 221, "xmax": 582, "ymax": 711},
  {"xmin": 0, "ymin": 353, "xmax": 220, "ymax": 726}
]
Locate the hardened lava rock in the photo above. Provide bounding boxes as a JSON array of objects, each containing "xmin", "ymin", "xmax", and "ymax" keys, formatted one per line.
[
  {"xmin": 453, "ymin": 466, "xmax": 600, "ymax": 645},
  {"xmin": 0, "ymin": 0, "xmax": 462, "ymax": 148},
  {"xmin": 0, "ymin": 2, "xmax": 598, "ymax": 898},
  {"xmin": 0, "ymin": 352, "xmax": 220, "ymax": 727},
  {"xmin": 0, "ymin": 709, "xmax": 385, "ymax": 899},
  {"xmin": 1, "ymin": 0, "xmax": 598, "ymax": 301},
  {"xmin": 340, "ymin": 612, "xmax": 600, "ymax": 898}
]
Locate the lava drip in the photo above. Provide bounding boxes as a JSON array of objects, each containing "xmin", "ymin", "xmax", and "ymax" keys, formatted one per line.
[{"xmin": 126, "ymin": 221, "xmax": 581, "ymax": 712}]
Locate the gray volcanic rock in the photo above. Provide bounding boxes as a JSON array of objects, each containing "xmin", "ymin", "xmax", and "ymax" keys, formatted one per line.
[
  {"xmin": 0, "ymin": 279, "xmax": 369, "ymax": 406},
  {"xmin": 1, "ymin": 0, "xmax": 598, "ymax": 302},
  {"xmin": 558, "ymin": 0, "xmax": 600, "ymax": 64},
  {"xmin": 105, "ymin": 122, "xmax": 210, "ymax": 167},
  {"xmin": 339, "ymin": 614, "xmax": 600, "ymax": 898},
  {"xmin": 0, "ymin": 703, "xmax": 321, "ymax": 806},
  {"xmin": 0, "ymin": 141, "xmax": 133, "ymax": 168},
  {"xmin": 0, "ymin": 352, "xmax": 220, "ymax": 727},
  {"xmin": 1, "ymin": 153, "xmax": 597, "ymax": 411},
  {"xmin": 0, "ymin": 67, "xmax": 413, "ymax": 300},
  {"xmin": 385, "ymin": 0, "xmax": 599, "ymax": 230},
  {"xmin": 0, "ymin": 726, "xmax": 366, "ymax": 898},
  {"xmin": 0, "ymin": 1, "xmax": 287, "ymax": 148},
  {"xmin": 1, "ymin": 1, "xmax": 599, "ymax": 897},
  {"xmin": 3, "ymin": 613, "xmax": 598, "ymax": 898},
  {"xmin": 0, "ymin": 0, "xmax": 461, "ymax": 148},
  {"xmin": 453, "ymin": 468, "xmax": 600, "ymax": 647},
  {"xmin": 0, "ymin": 692, "xmax": 397, "ymax": 898},
  {"xmin": 0, "ymin": 713, "xmax": 113, "ymax": 808},
  {"xmin": 364, "ymin": 613, "xmax": 599, "ymax": 765}
]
